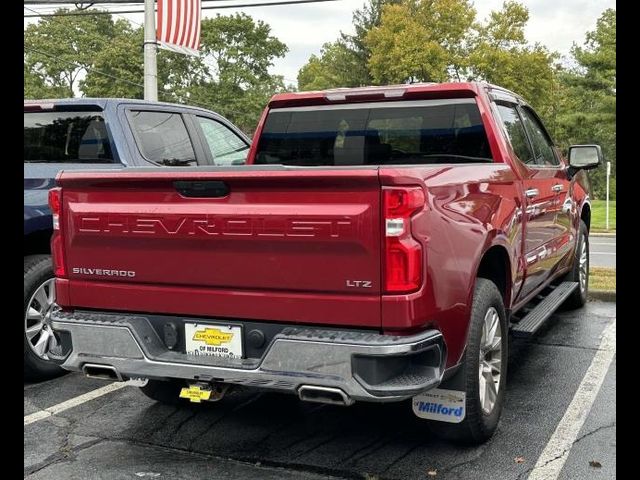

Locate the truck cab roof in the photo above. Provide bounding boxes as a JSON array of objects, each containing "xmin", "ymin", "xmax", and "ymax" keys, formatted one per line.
[{"xmin": 267, "ymin": 82, "xmax": 526, "ymax": 108}]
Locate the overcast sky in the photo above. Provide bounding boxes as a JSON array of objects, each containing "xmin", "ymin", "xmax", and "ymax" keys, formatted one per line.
[{"xmin": 25, "ymin": 0, "xmax": 615, "ymax": 86}]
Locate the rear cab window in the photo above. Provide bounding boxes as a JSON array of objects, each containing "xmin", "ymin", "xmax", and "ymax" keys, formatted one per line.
[
  {"xmin": 255, "ymin": 99, "xmax": 493, "ymax": 166},
  {"xmin": 24, "ymin": 111, "xmax": 114, "ymax": 163}
]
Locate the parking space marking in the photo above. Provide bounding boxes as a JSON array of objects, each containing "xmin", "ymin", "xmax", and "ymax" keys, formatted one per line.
[
  {"xmin": 24, "ymin": 382, "xmax": 128, "ymax": 426},
  {"xmin": 528, "ymin": 320, "xmax": 616, "ymax": 480}
]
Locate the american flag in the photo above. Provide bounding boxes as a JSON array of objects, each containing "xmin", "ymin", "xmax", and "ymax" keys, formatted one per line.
[{"xmin": 157, "ymin": 0, "xmax": 202, "ymax": 56}]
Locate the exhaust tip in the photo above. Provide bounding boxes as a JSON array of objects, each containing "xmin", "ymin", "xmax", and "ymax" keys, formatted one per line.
[
  {"xmin": 298, "ymin": 385, "xmax": 353, "ymax": 406},
  {"xmin": 82, "ymin": 363, "xmax": 123, "ymax": 382}
]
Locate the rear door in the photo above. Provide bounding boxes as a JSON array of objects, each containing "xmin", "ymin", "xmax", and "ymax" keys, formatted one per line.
[
  {"xmin": 518, "ymin": 106, "xmax": 573, "ymax": 271},
  {"xmin": 121, "ymin": 105, "xmax": 208, "ymax": 167},
  {"xmin": 494, "ymin": 102, "xmax": 559, "ymax": 299}
]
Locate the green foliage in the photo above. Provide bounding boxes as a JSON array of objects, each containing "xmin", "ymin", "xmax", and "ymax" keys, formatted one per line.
[
  {"xmin": 297, "ymin": 40, "xmax": 367, "ymax": 90},
  {"xmin": 24, "ymin": 10, "xmax": 288, "ymax": 135},
  {"xmin": 187, "ymin": 14, "xmax": 288, "ymax": 134},
  {"xmin": 591, "ymin": 199, "xmax": 616, "ymax": 231},
  {"xmin": 24, "ymin": 62, "xmax": 68, "ymax": 99},
  {"xmin": 298, "ymin": 0, "xmax": 401, "ymax": 90},
  {"xmin": 466, "ymin": 1, "xmax": 558, "ymax": 112},
  {"xmin": 554, "ymin": 8, "xmax": 615, "ymax": 199},
  {"xmin": 24, "ymin": 8, "xmax": 121, "ymax": 96},
  {"xmin": 366, "ymin": 0, "xmax": 476, "ymax": 83}
]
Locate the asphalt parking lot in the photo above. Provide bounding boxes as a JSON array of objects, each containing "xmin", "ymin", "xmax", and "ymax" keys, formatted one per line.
[{"xmin": 24, "ymin": 301, "xmax": 616, "ymax": 480}]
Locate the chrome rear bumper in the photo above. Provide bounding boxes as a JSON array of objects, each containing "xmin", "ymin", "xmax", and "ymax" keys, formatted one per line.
[{"xmin": 50, "ymin": 310, "xmax": 445, "ymax": 403}]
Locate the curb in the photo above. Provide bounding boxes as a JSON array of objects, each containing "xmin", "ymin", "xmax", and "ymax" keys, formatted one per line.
[
  {"xmin": 588, "ymin": 290, "xmax": 616, "ymax": 302},
  {"xmin": 590, "ymin": 232, "xmax": 616, "ymax": 238}
]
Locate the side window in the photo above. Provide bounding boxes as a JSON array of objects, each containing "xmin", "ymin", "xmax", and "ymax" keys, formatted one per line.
[
  {"xmin": 129, "ymin": 111, "xmax": 196, "ymax": 166},
  {"xmin": 495, "ymin": 104, "xmax": 535, "ymax": 165},
  {"xmin": 519, "ymin": 107, "xmax": 559, "ymax": 166},
  {"xmin": 24, "ymin": 111, "xmax": 114, "ymax": 163},
  {"xmin": 197, "ymin": 117, "xmax": 249, "ymax": 165}
]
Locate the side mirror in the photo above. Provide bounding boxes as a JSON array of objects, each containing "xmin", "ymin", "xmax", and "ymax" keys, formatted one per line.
[{"xmin": 568, "ymin": 144, "xmax": 602, "ymax": 170}]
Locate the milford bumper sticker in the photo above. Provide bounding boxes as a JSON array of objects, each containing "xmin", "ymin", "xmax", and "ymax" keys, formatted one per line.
[{"xmin": 412, "ymin": 388, "xmax": 466, "ymax": 423}]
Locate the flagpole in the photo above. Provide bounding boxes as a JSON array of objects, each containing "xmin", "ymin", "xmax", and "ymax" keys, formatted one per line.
[{"xmin": 143, "ymin": 0, "xmax": 158, "ymax": 101}]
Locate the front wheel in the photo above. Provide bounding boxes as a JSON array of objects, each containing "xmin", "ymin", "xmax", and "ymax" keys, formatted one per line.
[
  {"xmin": 429, "ymin": 278, "xmax": 508, "ymax": 444},
  {"xmin": 561, "ymin": 220, "xmax": 589, "ymax": 310}
]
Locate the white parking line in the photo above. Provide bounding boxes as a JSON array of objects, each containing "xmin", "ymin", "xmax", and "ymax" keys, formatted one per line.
[
  {"xmin": 24, "ymin": 382, "xmax": 128, "ymax": 426},
  {"xmin": 528, "ymin": 320, "xmax": 616, "ymax": 480}
]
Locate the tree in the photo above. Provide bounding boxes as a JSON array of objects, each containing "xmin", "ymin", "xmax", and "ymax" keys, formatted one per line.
[
  {"xmin": 466, "ymin": 1, "xmax": 557, "ymax": 112},
  {"xmin": 297, "ymin": 40, "xmax": 366, "ymax": 90},
  {"xmin": 555, "ymin": 8, "xmax": 616, "ymax": 199},
  {"xmin": 297, "ymin": 0, "xmax": 401, "ymax": 90},
  {"xmin": 24, "ymin": 10, "xmax": 289, "ymax": 134},
  {"xmin": 366, "ymin": 0, "xmax": 476, "ymax": 84},
  {"xmin": 24, "ymin": 61, "xmax": 68, "ymax": 99},
  {"xmin": 81, "ymin": 22, "xmax": 205, "ymax": 100},
  {"xmin": 188, "ymin": 14, "xmax": 289, "ymax": 133},
  {"xmin": 24, "ymin": 9, "xmax": 121, "ymax": 96}
]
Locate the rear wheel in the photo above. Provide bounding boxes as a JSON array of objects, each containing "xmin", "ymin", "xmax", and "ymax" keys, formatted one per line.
[
  {"xmin": 24, "ymin": 255, "xmax": 66, "ymax": 381},
  {"xmin": 429, "ymin": 278, "xmax": 508, "ymax": 444},
  {"xmin": 561, "ymin": 220, "xmax": 589, "ymax": 310}
]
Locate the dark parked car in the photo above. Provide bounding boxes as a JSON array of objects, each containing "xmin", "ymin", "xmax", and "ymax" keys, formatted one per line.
[{"xmin": 24, "ymin": 98, "xmax": 250, "ymax": 380}]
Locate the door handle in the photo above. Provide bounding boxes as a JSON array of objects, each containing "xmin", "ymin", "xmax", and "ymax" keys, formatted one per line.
[
  {"xmin": 525, "ymin": 188, "xmax": 539, "ymax": 199},
  {"xmin": 551, "ymin": 184, "xmax": 563, "ymax": 193},
  {"xmin": 174, "ymin": 180, "xmax": 229, "ymax": 198}
]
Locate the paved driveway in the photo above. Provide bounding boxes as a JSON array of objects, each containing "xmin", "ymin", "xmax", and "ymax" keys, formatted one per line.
[{"xmin": 24, "ymin": 302, "xmax": 616, "ymax": 480}]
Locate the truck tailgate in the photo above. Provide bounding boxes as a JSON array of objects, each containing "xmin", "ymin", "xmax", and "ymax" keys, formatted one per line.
[{"xmin": 57, "ymin": 168, "xmax": 382, "ymax": 327}]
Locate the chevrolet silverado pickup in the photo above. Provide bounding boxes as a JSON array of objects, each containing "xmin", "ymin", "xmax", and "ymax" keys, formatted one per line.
[
  {"xmin": 47, "ymin": 83, "xmax": 601, "ymax": 443},
  {"xmin": 24, "ymin": 98, "xmax": 250, "ymax": 380}
]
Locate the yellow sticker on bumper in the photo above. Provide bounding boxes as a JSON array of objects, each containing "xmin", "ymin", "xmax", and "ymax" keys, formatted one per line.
[{"xmin": 179, "ymin": 385, "xmax": 212, "ymax": 403}]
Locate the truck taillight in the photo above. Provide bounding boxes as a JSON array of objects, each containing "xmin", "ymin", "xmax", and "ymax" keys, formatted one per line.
[
  {"xmin": 383, "ymin": 187, "xmax": 425, "ymax": 293},
  {"xmin": 48, "ymin": 188, "xmax": 66, "ymax": 277}
]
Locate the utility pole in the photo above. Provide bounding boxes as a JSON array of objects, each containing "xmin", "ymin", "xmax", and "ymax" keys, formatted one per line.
[{"xmin": 143, "ymin": 0, "xmax": 158, "ymax": 101}]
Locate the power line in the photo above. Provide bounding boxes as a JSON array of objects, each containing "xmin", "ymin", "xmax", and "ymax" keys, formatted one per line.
[{"xmin": 23, "ymin": 0, "xmax": 341, "ymax": 17}]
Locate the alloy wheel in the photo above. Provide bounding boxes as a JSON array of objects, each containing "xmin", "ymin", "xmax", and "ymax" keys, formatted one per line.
[
  {"xmin": 25, "ymin": 278, "xmax": 59, "ymax": 360},
  {"xmin": 478, "ymin": 306, "xmax": 502, "ymax": 415}
]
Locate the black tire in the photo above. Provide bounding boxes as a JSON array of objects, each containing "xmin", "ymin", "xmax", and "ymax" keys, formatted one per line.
[
  {"xmin": 139, "ymin": 379, "xmax": 188, "ymax": 405},
  {"xmin": 561, "ymin": 220, "xmax": 589, "ymax": 310},
  {"xmin": 24, "ymin": 255, "xmax": 67, "ymax": 381},
  {"xmin": 429, "ymin": 278, "xmax": 508, "ymax": 444}
]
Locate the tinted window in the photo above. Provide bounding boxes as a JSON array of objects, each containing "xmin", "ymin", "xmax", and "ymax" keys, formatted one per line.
[
  {"xmin": 255, "ymin": 100, "xmax": 493, "ymax": 166},
  {"xmin": 197, "ymin": 117, "xmax": 248, "ymax": 165},
  {"xmin": 519, "ymin": 107, "xmax": 559, "ymax": 166},
  {"xmin": 24, "ymin": 111, "xmax": 114, "ymax": 163},
  {"xmin": 495, "ymin": 104, "xmax": 535, "ymax": 165},
  {"xmin": 129, "ymin": 111, "xmax": 196, "ymax": 166}
]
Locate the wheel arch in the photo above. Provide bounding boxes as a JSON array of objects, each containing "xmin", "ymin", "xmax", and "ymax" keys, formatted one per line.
[
  {"xmin": 24, "ymin": 229, "xmax": 53, "ymax": 257},
  {"xmin": 580, "ymin": 201, "xmax": 591, "ymax": 232},
  {"xmin": 475, "ymin": 243, "xmax": 512, "ymax": 309}
]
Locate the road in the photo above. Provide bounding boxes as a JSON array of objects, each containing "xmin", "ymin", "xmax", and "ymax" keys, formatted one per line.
[
  {"xmin": 590, "ymin": 235, "xmax": 616, "ymax": 268},
  {"xmin": 24, "ymin": 302, "xmax": 616, "ymax": 480}
]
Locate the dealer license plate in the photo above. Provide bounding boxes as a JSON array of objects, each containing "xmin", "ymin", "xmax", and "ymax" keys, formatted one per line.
[{"xmin": 184, "ymin": 323, "xmax": 243, "ymax": 359}]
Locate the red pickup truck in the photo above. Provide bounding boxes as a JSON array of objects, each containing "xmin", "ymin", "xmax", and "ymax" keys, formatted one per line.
[{"xmin": 47, "ymin": 82, "xmax": 601, "ymax": 443}]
